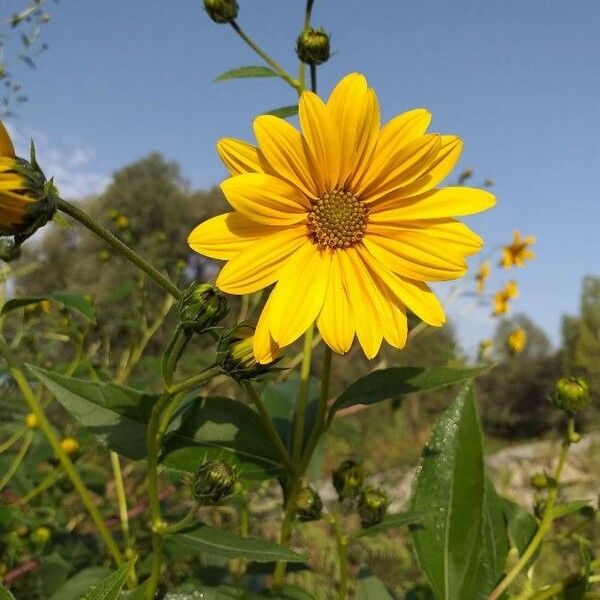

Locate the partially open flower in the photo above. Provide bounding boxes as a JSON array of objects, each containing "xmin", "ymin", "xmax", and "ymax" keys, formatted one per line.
[{"xmin": 0, "ymin": 121, "xmax": 58, "ymax": 255}]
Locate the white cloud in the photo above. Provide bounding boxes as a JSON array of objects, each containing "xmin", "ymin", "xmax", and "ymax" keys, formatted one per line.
[{"xmin": 5, "ymin": 124, "xmax": 110, "ymax": 199}]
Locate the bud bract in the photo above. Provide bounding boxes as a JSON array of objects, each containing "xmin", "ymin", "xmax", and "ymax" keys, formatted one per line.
[
  {"xmin": 192, "ymin": 460, "xmax": 237, "ymax": 504},
  {"xmin": 295, "ymin": 481, "xmax": 323, "ymax": 522},
  {"xmin": 218, "ymin": 324, "xmax": 275, "ymax": 381},
  {"xmin": 296, "ymin": 28, "xmax": 331, "ymax": 65},
  {"xmin": 358, "ymin": 486, "xmax": 388, "ymax": 527},
  {"xmin": 332, "ymin": 460, "xmax": 364, "ymax": 500},
  {"xmin": 551, "ymin": 377, "xmax": 590, "ymax": 413},
  {"xmin": 179, "ymin": 283, "xmax": 229, "ymax": 334},
  {"xmin": 204, "ymin": 0, "xmax": 238, "ymax": 23}
]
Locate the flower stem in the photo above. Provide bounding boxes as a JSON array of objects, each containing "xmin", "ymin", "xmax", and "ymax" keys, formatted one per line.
[
  {"xmin": 56, "ymin": 198, "xmax": 181, "ymax": 300},
  {"xmin": 229, "ymin": 21, "xmax": 301, "ymax": 93},
  {"xmin": 0, "ymin": 335, "xmax": 125, "ymax": 568},
  {"xmin": 328, "ymin": 515, "xmax": 349, "ymax": 600},
  {"xmin": 487, "ymin": 417, "xmax": 575, "ymax": 600},
  {"xmin": 166, "ymin": 365, "xmax": 221, "ymax": 396},
  {"xmin": 0, "ymin": 431, "xmax": 33, "ymax": 492},
  {"xmin": 0, "ymin": 426, "xmax": 25, "ymax": 453},
  {"xmin": 19, "ymin": 466, "xmax": 64, "ymax": 504},
  {"xmin": 292, "ymin": 325, "xmax": 315, "ymax": 463},
  {"xmin": 310, "ymin": 63, "xmax": 317, "ymax": 93},
  {"xmin": 298, "ymin": 0, "xmax": 316, "ymax": 90}
]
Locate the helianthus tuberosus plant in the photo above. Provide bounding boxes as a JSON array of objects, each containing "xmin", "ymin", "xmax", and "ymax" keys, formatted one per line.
[{"xmin": 0, "ymin": 2, "xmax": 596, "ymax": 600}]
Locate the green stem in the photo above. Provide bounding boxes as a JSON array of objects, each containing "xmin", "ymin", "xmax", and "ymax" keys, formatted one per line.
[
  {"xmin": 0, "ymin": 426, "xmax": 25, "ymax": 453},
  {"xmin": 297, "ymin": 0, "xmax": 315, "ymax": 90},
  {"xmin": 19, "ymin": 466, "xmax": 65, "ymax": 504},
  {"xmin": 167, "ymin": 365, "xmax": 221, "ymax": 396},
  {"xmin": 0, "ymin": 431, "xmax": 33, "ymax": 492},
  {"xmin": 0, "ymin": 335, "xmax": 125, "ymax": 568},
  {"xmin": 160, "ymin": 505, "xmax": 198, "ymax": 534},
  {"xmin": 310, "ymin": 63, "xmax": 317, "ymax": 93},
  {"xmin": 292, "ymin": 325, "xmax": 315, "ymax": 463},
  {"xmin": 56, "ymin": 198, "xmax": 181, "ymax": 300},
  {"xmin": 229, "ymin": 20, "xmax": 301, "ymax": 93},
  {"xmin": 329, "ymin": 515, "xmax": 349, "ymax": 600},
  {"xmin": 487, "ymin": 418, "xmax": 575, "ymax": 600}
]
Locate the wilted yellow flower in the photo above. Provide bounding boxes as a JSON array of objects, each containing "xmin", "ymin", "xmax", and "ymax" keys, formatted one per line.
[
  {"xmin": 475, "ymin": 261, "xmax": 491, "ymax": 293},
  {"xmin": 60, "ymin": 437, "xmax": 80, "ymax": 456},
  {"xmin": 189, "ymin": 73, "xmax": 495, "ymax": 362},
  {"xmin": 507, "ymin": 328, "xmax": 526, "ymax": 355},
  {"xmin": 492, "ymin": 280, "xmax": 518, "ymax": 316},
  {"xmin": 500, "ymin": 231, "xmax": 535, "ymax": 269}
]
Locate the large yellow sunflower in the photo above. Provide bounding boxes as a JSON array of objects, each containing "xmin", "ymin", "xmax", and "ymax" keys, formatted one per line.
[{"xmin": 189, "ymin": 73, "xmax": 495, "ymax": 363}]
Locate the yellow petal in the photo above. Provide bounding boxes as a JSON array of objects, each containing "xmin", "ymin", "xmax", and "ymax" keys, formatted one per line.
[
  {"xmin": 316, "ymin": 251, "xmax": 355, "ymax": 354},
  {"xmin": 338, "ymin": 247, "xmax": 383, "ymax": 359},
  {"xmin": 0, "ymin": 122, "xmax": 15, "ymax": 158},
  {"xmin": 253, "ymin": 115, "xmax": 318, "ymax": 198},
  {"xmin": 327, "ymin": 73, "xmax": 380, "ymax": 187},
  {"xmin": 216, "ymin": 227, "xmax": 307, "ymax": 294},
  {"xmin": 188, "ymin": 212, "xmax": 279, "ymax": 260},
  {"xmin": 217, "ymin": 138, "xmax": 264, "ymax": 175},
  {"xmin": 221, "ymin": 173, "xmax": 309, "ymax": 226},
  {"xmin": 268, "ymin": 243, "xmax": 331, "ymax": 347},
  {"xmin": 298, "ymin": 91, "xmax": 340, "ymax": 193},
  {"xmin": 253, "ymin": 292, "xmax": 282, "ymax": 364},
  {"xmin": 370, "ymin": 186, "xmax": 496, "ymax": 221}
]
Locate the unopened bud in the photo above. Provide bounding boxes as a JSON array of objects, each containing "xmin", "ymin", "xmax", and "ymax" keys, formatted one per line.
[
  {"xmin": 296, "ymin": 28, "xmax": 330, "ymax": 65},
  {"xmin": 295, "ymin": 482, "xmax": 323, "ymax": 522},
  {"xmin": 30, "ymin": 526, "xmax": 51, "ymax": 545},
  {"xmin": 192, "ymin": 460, "xmax": 238, "ymax": 504},
  {"xmin": 179, "ymin": 283, "xmax": 229, "ymax": 334},
  {"xmin": 24, "ymin": 413, "xmax": 39, "ymax": 429},
  {"xmin": 60, "ymin": 437, "xmax": 80, "ymax": 456},
  {"xmin": 204, "ymin": 0, "xmax": 238, "ymax": 23},
  {"xmin": 332, "ymin": 460, "xmax": 364, "ymax": 500},
  {"xmin": 551, "ymin": 377, "xmax": 590, "ymax": 413},
  {"xmin": 530, "ymin": 472, "xmax": 548, "ymax": 490},
  {"xmin": 358, "ymin": 487, "xmax": 388, "ymax": 527}
]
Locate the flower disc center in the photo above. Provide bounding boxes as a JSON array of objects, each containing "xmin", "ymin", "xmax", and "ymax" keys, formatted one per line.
[{"xmin": 307, "ymin": 189, "xmax": 369, "ymax": 248}]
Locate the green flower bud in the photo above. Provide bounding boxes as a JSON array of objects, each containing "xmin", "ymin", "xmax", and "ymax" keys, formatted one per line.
[
  {"xmin": 295, "ymin": 482, "xmax": 323, "ymax": 522},
  {"xmin": 358, "ymin": 486, "xmax": 388, "ymax": 527},
  {"xmin": 98, "ymin": 249, "xmax": 111, "ymax": 262},
  {"xmin": 192, "ymin": 460, "xmax": 237, "ymax": 505},
  {"xmin": 179, "ymin": 283, "xmax": 229, "ymax": 334},
  {"xmin": 296, "ymin": 28, "xmax": 331, "ymax": 65},
  {"xmin": 30, "ymin": 526, "xmax": 52, "ymax": 545},
  {"xmin": 551, "ymin": 377, "xmax": 590, "ymax": 413},
  {"xmin": 204, "ymin": 0, "xmax": 238, "ymax": 24},
  {"xmin": 332, "ymin": 460, "xmax": 364, "ymax": 500},
  {"xmin": 530, "ymin": 472, "xmax": 548, "ymax": 490},
  {"xmin": 217, "ymin": 324, "xmax": 276, "ymax": 381}
]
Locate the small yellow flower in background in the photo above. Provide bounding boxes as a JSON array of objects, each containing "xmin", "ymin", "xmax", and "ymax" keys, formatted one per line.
[
  {"xmin": 189, "ymin": 73, "xmax": 495, "ymax": 362},
  {"xmin": 500, "ymin": 231, "xmax": 535, "ymax": 269},
  {"xmin": 492, "ymin": 280, "xmax": 519, "ymax": 316},
  {"xmin": 507, "ymin": 328, "xmax": 526, "ymax": 355},
  {"xmin": 60, "ymin": 437, "xmax": 80, "ymax": 456},
  {"xmin": 24, "ymin": 412, "xmax": 39, "ymax": 429},
  {"xmin": 39, "ymin": 299, "xmax": 51, "ymax": 313},
  {"xmin": 478, "ymin": 339, "xmax": 493, "ymax": 360},
  {"xmin": 115, "ymin": 214, "xmax": 129, "ymax": 230},
  {"xmin": 475, "ymin": 261, "xmax": 491, "ymax": 293},
  {"xmin": 30, "ymin": 526, "xmax": 52, "ymax": 545}
]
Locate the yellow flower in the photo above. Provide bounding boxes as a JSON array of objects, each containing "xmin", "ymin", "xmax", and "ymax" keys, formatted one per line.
[
  {"xmin": 189, "ymin": 73, "xmax": 495, "ymax": 362},
  {"xmin": 115, "ymin": 214, "xmax": 129, "ymax": 229},
  {"xmin": 500, "ymin": 231, "xmax": 536, "ymax": 269},
  {"xmin": 507, "ymin": 328, "xmax": 526, "ymax": 355},
  {"xmin": 475, "ymin": 261, "xmax": 491, "ymax": 293},
  {"xmin": 60, "ymin": 437, "xmax": 80, "ymax": 456},
  {"xmin": 24, "ymin": 412, "xmax": 39, "ymax": 429},
  {"xmin": 492, "ymin": 280, "xmax": 518, "ymax": 316}
]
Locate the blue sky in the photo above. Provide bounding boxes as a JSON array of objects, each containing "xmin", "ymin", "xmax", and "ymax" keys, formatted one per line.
[{"xmin": 4, "ymin": 0, "xmax": 600, "ymax": 352}]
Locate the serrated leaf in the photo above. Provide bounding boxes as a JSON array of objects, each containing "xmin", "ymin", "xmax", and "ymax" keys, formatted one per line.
[
  {"xmin": 82, "ymin": 560, "xmax": 135, "ymax": 600},
  {"xmin": 49, "ymin": 567, "xmax": 113, "ymax": 600},
  {"xmin": 410, "ymin": 383, "xmax": 485, "ymax": 600},
  {"xmin": 330, "ymin": 366, "xmax": 489, "ymax": 415},
  {"xmin": 263, "ymin": 105, "xmax": 298, "ymax": 119},
  {"xmin": 173, "ymin": 523, "xmax": 305, "ymax": 562},
  {"xmin": 214, "ymin": 66, "xmax": 278, "ymax": 82},
  {"xmin": 348, "ymin": 511, "xmax": 427, "ymax": 541},
  {"xmin": 1, "ymin": 292, "xmax": 96, "ymax": 322}
]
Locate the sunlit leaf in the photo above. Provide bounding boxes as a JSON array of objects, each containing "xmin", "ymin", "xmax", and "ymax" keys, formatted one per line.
[
  {"xmin": 214, "ymin": 66, "xmax": 278, "ymax": 82},
  {"xmin": 82, "ymin": 560, "xmax": 135, "ymax": 600},
  {"xmin": 263, "ymin": 105, "xmax": 298, "ymax": 119}
]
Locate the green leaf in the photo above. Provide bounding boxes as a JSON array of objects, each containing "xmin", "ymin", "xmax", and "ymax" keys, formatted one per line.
[
  {"xmin": 214, "ymin": 66, "xmax": 278, "ymax": 82},
  {"xmin": 501, "ymin": 498, "xmax": 537, "ymax": 557},
  {"xmin": 348, "ymin": 511, "xmax": 428, "ymax": 541},
  {"xmin": 354, "ymin": 574, "xmax": 394, "ymax": 599},
  {"xmin": 28, "ymin": 365, "xmax": 157, "ymax": 460},
  {"xmin": 410, "ymin": 383, "xmax": 485, "ymax": 600},
  {"xmin": 0, "ymin": 582, "xmax": 16, "ymax": 600},
  {"xmin": 82, "ymin": 560, "xmax": 135, "ymax": 600},
  {"xmin": 263, "ymin": 105, "xmax": 298, "ymax": 119},
  {"xmin": 330, "ymin": 366, "xmax": 489, "ymax": 414},
  {"xmin": 1, "ymin": 292, "xmax": 96, "ymax": 322},
  {"xmin": 49, "ymin": 567, "xmax": 113, "ymax": 600},
  {"xmin": 173, "ymin": 522, "xmax": 305, "ymax": 562},
  {"xmin": 551, "ymin": 500, "xmax": 592, "ymax": 520},
  {"xmin": 161, "ymin": 396, "xmax": 285, "ymax": 480}
]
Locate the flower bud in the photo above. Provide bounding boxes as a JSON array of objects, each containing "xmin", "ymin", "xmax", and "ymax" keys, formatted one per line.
[
  {"xmin": 24, "ymin": 412, "xmax": 39, "ymax": 429},
  {"xmin": 358, "ymin": 486, "xmax": 388, "ymax": 527},
  {"xmin": 551, "ymin": 377, "xmax": 590, "ymax": 413},
  {"xmin": 98, "ymin": 249, "xmax": 111, "ymax": 262},
  {"xmin": 30, "ymin": 526, "xmax": 51, "ymax": 545},
  {"xmin": 332, "ymin": 460, "xmax": 364, "ymax": 500},
  {"xmin": 0, "ymin": 124, "xmax": 58, "ymax": 251},
  {"xmin": 530, "ymin": 472, "xmax": 548, "ymax": 490},
  {"xmin": 295, "ymin": 481, "xmax": 323, "ymax": 522},
  {"xmin": 204, "ymin": 0, "xmax": 238, "ymax": 23},
  {"xmin": 296, "ymin": 28, "xmax": 331, "ymax": 65},
  {"xmin": 179, "ymin": 283, "xmax": 229, "ymax": 334},
  {"xmin": 217, "ymin": 324, "xmax": 276, "ymax": 381},
  {"xmin": 192, "ymin": 460, "xmax": 237, "ymax": 504},
  {"xmin": 60, "ymin": 437, "xmax": 80, "ymax": 456}
]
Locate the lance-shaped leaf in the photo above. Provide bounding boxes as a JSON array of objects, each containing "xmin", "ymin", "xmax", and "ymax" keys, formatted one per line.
[
  {"xmin": 348, "ymin": 511, "xmax": 428, "ymax": 542},
  {"xmin": 214, "ymin": 66, "xmax": 278, "ymax": 82},
  {"xmin": 2, "ymin": 292, "xmax": 96, "ymax": 322},
  {"xmin": 81, "ymin": 560, "xmax": 135, "ymax": 600},
  {"xmin": 501, "ymin": 499, "xmax": 538, "ymax": 558},
  {"xmin": 263, "ymin": 105, "xmax": 298, "ymax": 119},
  {"xmin": 410, "ymin": 382, "xmax": 485, "ymax": 600}
]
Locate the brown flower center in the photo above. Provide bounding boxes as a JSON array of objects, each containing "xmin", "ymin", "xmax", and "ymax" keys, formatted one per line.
[{"xmin": 307, "ymin": 189, "xmax": 369, "ymax": 248}]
